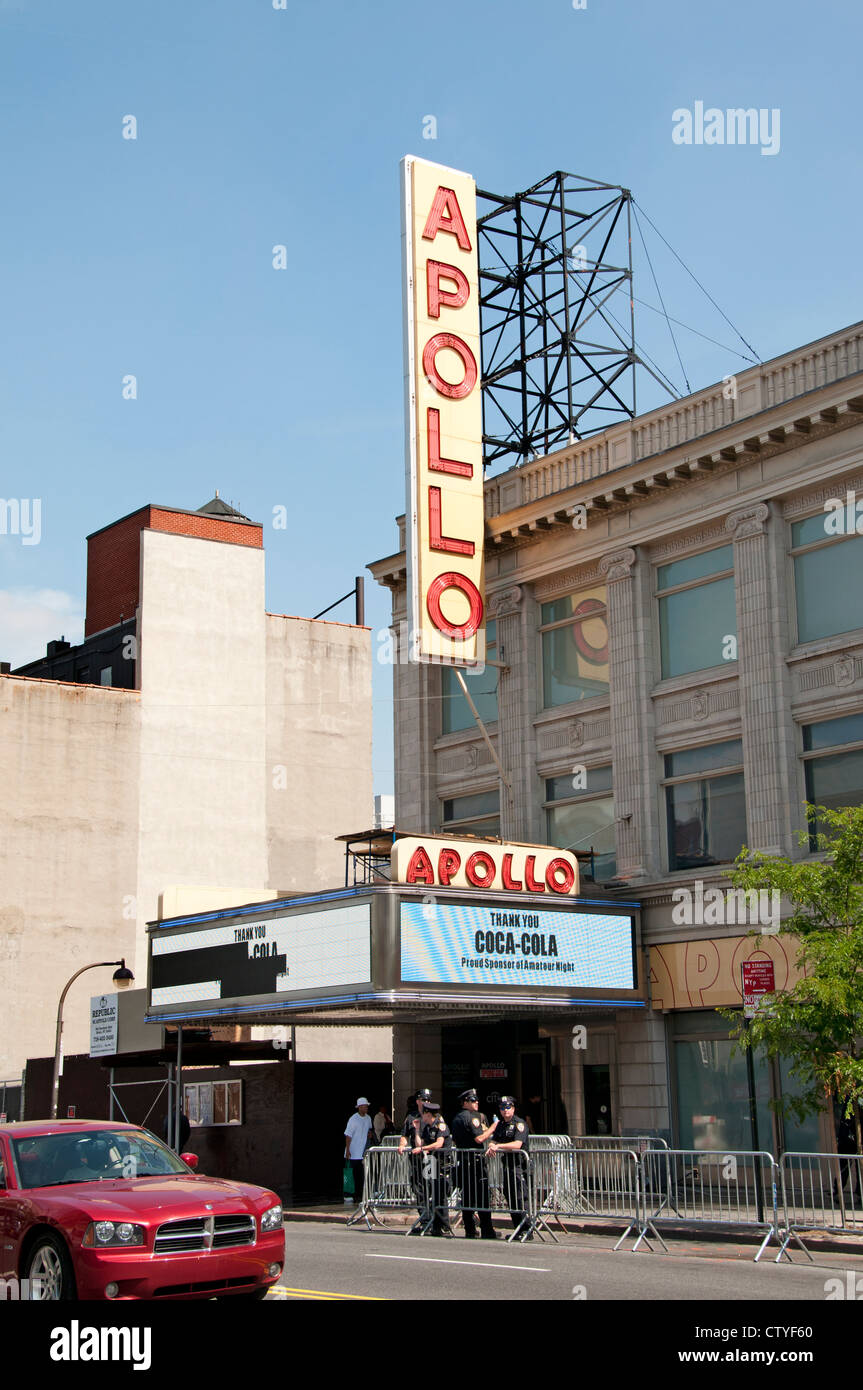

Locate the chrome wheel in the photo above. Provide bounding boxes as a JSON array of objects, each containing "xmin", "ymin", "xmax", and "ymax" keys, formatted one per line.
[{"xmin": 26, "ymin": 1240, "xmax": 69, "ymax": 1300}]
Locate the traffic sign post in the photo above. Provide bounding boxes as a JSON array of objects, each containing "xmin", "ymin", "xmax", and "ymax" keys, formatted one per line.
[{"xmin": 741, "ymin": 960, "xmax": 776, "ymax": 1224}]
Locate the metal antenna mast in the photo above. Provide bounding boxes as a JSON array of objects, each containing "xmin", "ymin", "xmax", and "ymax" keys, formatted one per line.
[{"xmin": 477, "ymin": 171, "xmax": 672, "ymax": 471}]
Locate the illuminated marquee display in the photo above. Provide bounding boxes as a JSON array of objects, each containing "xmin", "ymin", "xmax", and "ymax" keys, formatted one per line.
[
  {"xmin": 402, "ymin": 156, "xmax": 485, "ymax": 663},
  {"xmin": 391, "ymin": 836, "xmax": 580, "ymax": 898},
  {"xmin": 401, "ymin": 902, "xmax": 636, "ymax": 991},
  {"xmin": 149, "ymin": 904, "xmax": 371, "ymax": 1009}
]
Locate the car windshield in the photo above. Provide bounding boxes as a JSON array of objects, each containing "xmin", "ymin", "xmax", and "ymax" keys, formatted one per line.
[{"xmin": 11, "ymin": 1129, "xmax": 193, "ymax": 1188}]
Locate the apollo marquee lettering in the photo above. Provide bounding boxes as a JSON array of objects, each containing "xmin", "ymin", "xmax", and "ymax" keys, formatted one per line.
[{"xmin": 391, "ymin": 836, "xmax": 580, "ymax": 897}]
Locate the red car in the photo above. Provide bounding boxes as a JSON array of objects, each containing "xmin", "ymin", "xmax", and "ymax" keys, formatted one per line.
[{"xmin": 0, "ymin": 1120, "xmax": 285, "ymax": 1301}]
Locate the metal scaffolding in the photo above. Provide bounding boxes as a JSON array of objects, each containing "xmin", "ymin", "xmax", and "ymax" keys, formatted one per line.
[{"xmin": 478, "ymin": 171, "xmax": 645, "ymax": 470}]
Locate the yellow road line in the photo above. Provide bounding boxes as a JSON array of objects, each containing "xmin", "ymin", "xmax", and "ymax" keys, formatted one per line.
[{"xmin": 271, "ymin": 1285, "xmax": 384, "ymax": 1301}]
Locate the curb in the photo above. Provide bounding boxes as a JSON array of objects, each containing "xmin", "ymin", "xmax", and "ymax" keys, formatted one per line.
[{"xmin": 281, "ymin": 1208, "xmax": 863, "ymax": 1257}]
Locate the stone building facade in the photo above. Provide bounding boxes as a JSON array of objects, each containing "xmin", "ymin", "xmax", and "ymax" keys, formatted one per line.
[{"xmin": 371, "ymin": 320, "xmax": 863, "ymax": 1150}]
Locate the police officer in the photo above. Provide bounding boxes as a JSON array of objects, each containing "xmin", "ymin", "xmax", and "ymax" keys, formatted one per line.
[
  {"xmin": 412, "ymin": 1101, "xmax": 453, "ymax": 1235},
  {"xmin": 399, "ymin": 1089, "xmax": 433, "ymax": 1223},
  {"xmin": 487, "ymin": 1095, "xmax": 532, "ymax": 1240},
  {"xmin": 451, "ymin": 1088, "xmax": 498, "ymax": 1239}
]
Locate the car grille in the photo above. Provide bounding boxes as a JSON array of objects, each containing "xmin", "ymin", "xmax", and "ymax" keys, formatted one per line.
[
  {"xmin": 154, "ymin": 1214, "xmax": 256, "ymax": 1254},
  {"xmin": 154, "ymin": 1277, "xmax": 258, "ymax": 1297}
]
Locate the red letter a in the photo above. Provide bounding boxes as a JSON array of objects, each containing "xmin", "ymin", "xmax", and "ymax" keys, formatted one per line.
[{"xmin": 422, "ymin": 187, "xmax": 472, "ymax": 251}]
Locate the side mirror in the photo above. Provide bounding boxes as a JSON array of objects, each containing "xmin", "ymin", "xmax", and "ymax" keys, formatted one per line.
[{"xmin": 180, "ymin": 1152, "xmax": 199, "ymax": 1171}]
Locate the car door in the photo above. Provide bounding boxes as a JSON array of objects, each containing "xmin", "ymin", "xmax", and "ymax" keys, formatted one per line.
[
  {"xmin": 0, "ymin": 1134, "xmax": 16, "ymax": 1281},
  {"xmin": 0, "ymin": 1135, "xmax": 36, "ymax": 1287}
]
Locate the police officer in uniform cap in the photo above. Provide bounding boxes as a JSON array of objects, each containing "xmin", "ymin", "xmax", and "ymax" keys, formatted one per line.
[
  {"xmin": 399, "ymin": 1089, "xmax": 433, "ymax": 1223},
  {"xmin": 487, "ymin": 1095, "xmax": 533, "ymax": 1240},
  {"xmin": 451, "ymin": 1089, "xmax": 498, "ymax": 1239},
  {"xmin": 400, "ymin": 1089, "xmax": 432, "ymax": 1148},
  {"xmin": 412, "ymin": 1101, "xmax": 453, "ymax": 1235}
]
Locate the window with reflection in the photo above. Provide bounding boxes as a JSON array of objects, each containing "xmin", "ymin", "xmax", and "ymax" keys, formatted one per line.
[
  {"xmin": 545, "ymin": 765, "xmax": 616, "ymax": 882},
  {"xmin": 441, "ymin": 621, "xmax": 498, "ymax": 735},
  {"xmin": 657, "ymin": 545, "xmax": 737, "ymax": 680},
  {"xmin": 791, "ymin": 513, "xmax": 863, "ymax": 644},
  {"xmin": 541, "ymin": 586, "xmax": 609, "ymax": 708},
  {"xmin": 440, "ymin": 789, "xmax": 500, "ymax": 839},
  {"xmin": 801, "ymin": 710, "xmax": 863, "ymax": 847},
  {"xmin": 664, "ymin": 739, "xmax": 746, "ymax": 871}
]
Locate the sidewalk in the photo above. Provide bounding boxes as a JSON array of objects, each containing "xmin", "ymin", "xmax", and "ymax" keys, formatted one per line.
[{"xmin": 282, "ymin": 1201, "xmax": 863, "ymax": 1260}]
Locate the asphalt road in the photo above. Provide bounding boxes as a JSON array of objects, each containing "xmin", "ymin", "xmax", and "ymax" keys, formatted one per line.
[{"xmin": 266, "ymin": 1221, "xmax": 863, "ymax": 1302}]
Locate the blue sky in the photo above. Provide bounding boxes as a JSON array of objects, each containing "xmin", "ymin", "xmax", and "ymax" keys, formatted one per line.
[{"xmin": 1, "ymin": 0, "xmax": 861, "ymax": 792}]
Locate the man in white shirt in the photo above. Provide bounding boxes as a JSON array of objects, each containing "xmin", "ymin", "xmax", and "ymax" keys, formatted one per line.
[{"xmin": 344, "ymin": 1097, "xmax": 373, "ymax": 1205}]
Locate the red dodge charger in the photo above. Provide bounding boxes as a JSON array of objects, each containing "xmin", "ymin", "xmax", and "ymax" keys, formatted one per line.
[{"xmin": 0, "ymin": 1120, "xmax": 285, "ymax": 1301}]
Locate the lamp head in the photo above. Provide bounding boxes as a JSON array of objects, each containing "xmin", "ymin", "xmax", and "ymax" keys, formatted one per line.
[{"xmin": 112, "ymin": 961, "xmax": 135, "ymax": 990}]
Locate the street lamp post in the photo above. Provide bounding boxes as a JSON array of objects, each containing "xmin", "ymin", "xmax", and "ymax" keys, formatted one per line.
[{"xmin": 50, "ymin": 959, "xmax": 135, "ymax": 1119}]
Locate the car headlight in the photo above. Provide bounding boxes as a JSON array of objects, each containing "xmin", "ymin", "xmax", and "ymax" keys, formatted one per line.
[
  {"xmin": 83, "ymin": 1220, "xmax": 146, "ymax": 1248},
  {"xmin": 260, "ymin": 1204, "xmax": 283, "ymax": 1232}
]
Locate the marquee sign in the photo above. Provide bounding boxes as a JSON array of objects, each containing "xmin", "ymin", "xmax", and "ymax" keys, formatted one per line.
[
  {"xmin": 391, "ymin": 836, "xmax": 580, "ymax": 897},
  {"xmin": 401, "ymin": 156, "xmax": 485, "ymax": 664},
  {"xmin": 146, "ymin": 885, "xmax": 642, "ymax": 1024},
  {"xmin": 400, "ymin": 901, "xmax": 636, "ymax": 991},
  {"xmin": 149, "ymin": 903, "xmax": 371, "ymax": 1010}
]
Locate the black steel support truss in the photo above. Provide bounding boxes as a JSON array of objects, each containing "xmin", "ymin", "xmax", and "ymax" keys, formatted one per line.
[{"xmin": 477, "ymin": 171, "xmax": 638, "ymax": 470}]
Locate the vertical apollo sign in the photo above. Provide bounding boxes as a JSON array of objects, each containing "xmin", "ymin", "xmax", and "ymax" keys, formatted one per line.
[{"xmin": 402, "ymin": 157, "xmax": 485, "ymax": 664}]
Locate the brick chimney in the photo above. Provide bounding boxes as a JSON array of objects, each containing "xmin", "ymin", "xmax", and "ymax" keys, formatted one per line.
[{"xmin": 85, "ymin": 499, "xmax": 263, "ymax": 637}]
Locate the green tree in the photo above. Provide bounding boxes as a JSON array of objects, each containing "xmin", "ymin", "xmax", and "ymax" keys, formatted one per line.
[{"xmin": 720, "ymin": 804, "xmax": 863, "ymax": 1155}]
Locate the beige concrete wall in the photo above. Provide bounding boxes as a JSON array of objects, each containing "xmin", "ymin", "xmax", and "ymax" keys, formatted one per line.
[
  {"xmin": 159, "ymin": 885, "xmax": 280, "ymax": 920},
  {"xmin": 0, "ymin": 676, "xmax": 140, "ymax": 1077},
  {"xmin": 292, "ymin": 1026, "xmax": 393, "ymax": 1063},
  {"xmin": 1, "ymin": 533, "xmax": 378, "ymax": 1078},
  {"xmin": 266, "ymin": 615, "xmax": 372, "ymax": 891},
  {"xmin": 135, "ymin": 530, "xmax": 270, "ymax": 980}
]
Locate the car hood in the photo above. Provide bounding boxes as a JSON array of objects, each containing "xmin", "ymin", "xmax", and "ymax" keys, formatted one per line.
[{"xmin": 29, "ymin": 1176, "xmax": 275, "ymax": 1220}]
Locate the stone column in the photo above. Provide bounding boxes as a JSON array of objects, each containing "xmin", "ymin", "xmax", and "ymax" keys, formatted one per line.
[
  {"xmin": 616, "ymin": 1010, "xmax": 670, "ymax": 1136},
  {"xmin": 392, "ymin": 1022, "xmax": 442, "ymax": 1116},
  {"xmin": 725, "ymin": 503, "xmax": 785, "ymax": 856},
  {"xmin": 488, "ymin": 584, "xmax": 538, "ymax": 842},
  {"xmin": 599, "ymin": 547, "xmax": 659, "ymax": 881}
]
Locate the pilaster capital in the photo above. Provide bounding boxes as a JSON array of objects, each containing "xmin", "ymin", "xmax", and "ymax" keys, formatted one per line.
[
  {"xmin": 488, "ymin": 585, "xmax": 524, "ymax": 618},
  {"xmin": 599, "ymin": 547, "xmax": 636, "ymax": 582},
  {"xmin": 725, "ymin": 503, "xmax": 769, "ymax": 541}
]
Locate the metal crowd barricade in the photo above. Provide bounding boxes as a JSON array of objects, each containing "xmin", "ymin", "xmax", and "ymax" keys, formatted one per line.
[
  {"xmin": 569, "ymin": 1134, "xmax": 669, "ymax": 1153},
  {"xmin": 777, "ymin": 1152, "xmax": 863, "ymax": 1261},
  {"xmin": 347, "ymin": 1146, "xmax": 416, "ymax": 1229},
  {"xmin": 452, "ymin": 1146, "xmax": 534, "ymax": 1241},
  {"xmin": 529, "ymin": 1134, "xmax": 572, "ymax": 1150},
  {"xmin": 530, "ymin": 1146, "xmax": 641, "ymax": 1245},
  {"xmin": 635, "ymin": 1148, "xmax": 781, "ymax": 1260},
  {"xmin": 349, "ymin": 1144, "xmax": 536, "ymax": 1240}
]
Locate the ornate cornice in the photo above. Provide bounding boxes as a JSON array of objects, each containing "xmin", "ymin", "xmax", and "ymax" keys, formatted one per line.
[
  {"xmin": 782, "ymin": 473, "xmax": 863, "ymax": 518},
  {"xmin": 647, "ymin": 524, "xmax": 727, "ymax": 560},
  {"xmin": 532, "ymin": 563, "xmax": 606, "ymax": 600}
]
